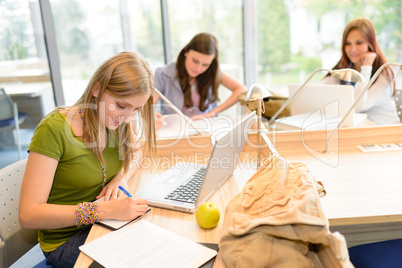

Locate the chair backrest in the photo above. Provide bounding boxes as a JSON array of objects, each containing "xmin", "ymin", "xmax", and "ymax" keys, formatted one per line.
[
  {"xmin": 395, "ymin": 89, "xmax": 402, "ymax": 123},
  {"xmin": 0, "ymin": 158, "xmax": 38, "ymax": 268},
  {"xmin": 0, "ymin": 88, "xmax": 14, "ymax": 121}
]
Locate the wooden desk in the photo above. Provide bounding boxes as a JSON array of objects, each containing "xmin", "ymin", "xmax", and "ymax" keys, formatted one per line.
[
  {"xmin": 2, "ymin": 82, "xmax": 52, "ymax": 97},
  {"xmin": 0, "ymin": 69, "xmax": 50, "ymax": 83},
  {"xmin": 75, "ymin": 125, "xmax": 402, "ymax": 267}
]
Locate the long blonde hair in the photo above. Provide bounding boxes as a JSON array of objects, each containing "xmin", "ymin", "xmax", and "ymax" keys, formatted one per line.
[{"xmin": 74, "ymin": 51, "xmax": 156, "ymax": 172}]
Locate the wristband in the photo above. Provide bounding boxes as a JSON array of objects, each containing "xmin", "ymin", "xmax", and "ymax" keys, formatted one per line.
[{"xmin": 75, "ymin": 202, "xmax": 101, "ymax": 227}]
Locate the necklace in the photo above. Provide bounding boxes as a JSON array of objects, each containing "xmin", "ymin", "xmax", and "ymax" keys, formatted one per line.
[{"xmin": 78, "ymin": 107, "xmax": 108, "ymax": 188}]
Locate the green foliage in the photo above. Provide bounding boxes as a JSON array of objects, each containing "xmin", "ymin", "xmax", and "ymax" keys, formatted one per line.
[
  {"xmin": 51, "ymin": 0, "xmax": 90, "ymax": 60},
  {"xmin": 4, "ymin": 28, "xmax": 28, "ymax": 60},
  {"xmin": 303, "ymin": 0, "xmax": 402, "ymax": 61},
  {"xmin": 167, "ymin": 0, "xmax": 243, "ymax": 66},
  {"xmin": 0, "ymin": 1, "xmax": 32, "ymax": 60},
  {"xmin": 290, "ymin": 53, "xmax": 322, "ymax": 74},
  {"xmin": 257, "ymin": 0, "xmax": 290, "ymax": 72},
  {"xmin": 135, "ymin": 2, "xmax": 164, "ymax": 64}
]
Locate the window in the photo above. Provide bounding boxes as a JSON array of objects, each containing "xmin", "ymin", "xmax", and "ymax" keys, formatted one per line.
[
  {"xmin": 255, "ymin": 0, "xmax": 402, "ymax": 94},
  {"xmin": 49, "ymin": 0, "xmax": 164, "ymax": 105},
  {"xmin": 166, "ymin": 0, "xmax": 244, "ymax": 117},
  {"xmin": 0, "ymin": 0, "xmax": 55, "ymax": 127}
]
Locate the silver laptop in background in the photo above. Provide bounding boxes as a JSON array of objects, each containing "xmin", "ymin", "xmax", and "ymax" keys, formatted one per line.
[
  {"xmin": 136, "ymin": 111, "xmax": 256, "ymax": 213},
  {"xmin": 287, "ymin": 83, "xmax": 367, "ymax": 127}
]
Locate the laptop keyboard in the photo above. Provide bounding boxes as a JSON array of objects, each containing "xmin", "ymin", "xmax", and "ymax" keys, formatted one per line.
[{"xmin": 164, "ymin": 168, "xmax": 206, "ymax": 204}]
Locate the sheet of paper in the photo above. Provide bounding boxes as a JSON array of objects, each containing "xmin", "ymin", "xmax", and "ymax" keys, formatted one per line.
[
  {"xmin": 157, "ymin": 113, "xmax": 238, "ymax": 142},
  {"xmin": 79, "ymin": 219, "xmax": 217, "ymax": 268},
  {"xmin": 156, "ymin": 113, "xmax": 206, "ymax": 139}
]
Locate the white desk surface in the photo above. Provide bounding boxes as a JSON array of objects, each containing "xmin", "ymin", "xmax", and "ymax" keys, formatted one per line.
[
  {"xmin": 74, "ymin": 125, "xmax": 402, "ymax": 267},
  {"xmin": 1, "ymin": 82, "xmax": 52, "ymax": 97}
]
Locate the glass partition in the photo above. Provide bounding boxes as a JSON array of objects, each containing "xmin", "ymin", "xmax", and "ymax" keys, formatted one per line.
[
  {"xmin": 254, "ymin": 0, "xmax": 402, "ymax": 131},
  {"xmin": 255, "ymin": 0, "xmax": 402, "ymax": 95},
  {"xmin": 49, "ymin": 0, "xmax": 164, "ymax": 105},
  {"xmin": 165, "ymin": 0, "xmax": 244, "ymax": 118},
  {"xmin": 2, "ymin": 0, "xmax": 402, "ymax": 170},
  {"xmin": 0, "ymin": 0, "xmax": 56, "ymax": 167}
]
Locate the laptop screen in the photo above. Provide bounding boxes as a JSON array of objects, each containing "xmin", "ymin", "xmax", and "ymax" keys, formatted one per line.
[
  {"xmin": 287, "ymin": 83, "xmax": 356, "ymax": 127},
  {"xmin": 195, "ymin": 111, "xmax": 256, "ymax": 204}
]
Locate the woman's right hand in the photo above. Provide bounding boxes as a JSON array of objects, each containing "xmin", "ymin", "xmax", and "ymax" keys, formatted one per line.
[
  {"xmin": 101, "ymin": 195, "xmax": 148, "ymax": 221},
  {"xmin": 155, "ymin": 112, "xmax": 166, "ymax": 130}
]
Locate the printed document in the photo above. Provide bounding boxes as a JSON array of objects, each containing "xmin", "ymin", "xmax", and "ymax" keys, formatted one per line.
[{"xmin": 79, "ymin": 220, "xmax": 217, "ymax": 268}]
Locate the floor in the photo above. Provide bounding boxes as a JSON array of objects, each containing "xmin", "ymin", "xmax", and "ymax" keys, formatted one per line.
[{"xmin": 9, "ymin": 244, "xmax": 46, "ymax": 268}]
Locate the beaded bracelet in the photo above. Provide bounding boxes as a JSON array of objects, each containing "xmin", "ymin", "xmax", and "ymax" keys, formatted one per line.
[{"xmin": 75, "ymin": 202, "xmax": 101, "ymax": 227}]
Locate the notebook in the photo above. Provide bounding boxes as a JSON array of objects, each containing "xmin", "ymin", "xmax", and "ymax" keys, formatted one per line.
[
  {"xmin": 95, "ymin": 197, "xmax": 151, "ymax": 230},
  {"xmin": 136, "ymin": 111, "xmax": 256, "ymax": 213},
  {"xmin": 277, "ymin": 83, "xmax": 367, "ymax": 130}
]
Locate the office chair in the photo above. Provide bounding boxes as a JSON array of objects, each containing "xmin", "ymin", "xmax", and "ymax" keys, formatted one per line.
[
  {"xmin": 0, "ymin": 88, "xmax": 32, "ymax": 160},
  {"xmin": 0, "ymin": 158, "xmax": 47, "ymax": 268},
  {"xmin": 348, "ymin": 239, "xmax": 402, "ymax": 268},
  {"xmin": 394, "ymin": 89, "xmax": 402, "ymax": 123}
]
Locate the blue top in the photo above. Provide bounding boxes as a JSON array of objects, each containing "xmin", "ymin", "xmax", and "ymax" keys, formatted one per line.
[{"xmin": 154, "ymin": 62, "xmax": 217, "ymax": 115}]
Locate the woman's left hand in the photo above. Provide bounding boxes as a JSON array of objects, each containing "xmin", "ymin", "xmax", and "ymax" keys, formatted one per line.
[
  {"xmin": 191, "ymin": 110, "xmax": 216, "ymax": 121},
  {"xmin": 96, "ymin": 177, "xmax": 128, "ymax": 201}
]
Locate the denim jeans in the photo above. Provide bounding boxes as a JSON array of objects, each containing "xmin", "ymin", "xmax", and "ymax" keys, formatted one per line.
[{"xmin": 43, "ymin": 226, "xmax": 91, "ymax": 268}]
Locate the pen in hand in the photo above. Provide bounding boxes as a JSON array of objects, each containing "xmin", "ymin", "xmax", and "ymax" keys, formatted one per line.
[
  {"xmin": 118, "ymin": 186, "xmax": 152, "ymax": 220},
  {"xmin": 118, "ymin": 185, "xmax": 133, "ymax": 197}
]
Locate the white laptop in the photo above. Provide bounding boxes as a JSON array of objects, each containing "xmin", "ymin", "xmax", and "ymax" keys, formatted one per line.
[
  {"xmin": 136, "ymin": 111, "xmax": 256, "ymax": 213},
  {"xmin": 275, "ymin": 83, "xmax": 367, "ymax": 130}
]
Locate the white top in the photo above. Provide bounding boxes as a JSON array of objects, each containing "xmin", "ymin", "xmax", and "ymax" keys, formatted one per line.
[{"xmin": 322, "ymin": 65, "xmax": 400, "ymax": 125}]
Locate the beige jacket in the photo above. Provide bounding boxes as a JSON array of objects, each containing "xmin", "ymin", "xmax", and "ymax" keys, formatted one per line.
[{"xmin": 218, "ymin": 156, "xmax": 353, "ymax": 268}]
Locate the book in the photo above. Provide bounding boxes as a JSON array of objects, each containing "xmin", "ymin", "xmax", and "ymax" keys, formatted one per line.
[
  {"xmin": 97, "ymin": 207, "xmax": 151, "ymax": 230},
  {"xmin": 156, "ymin": 113, "xmax": 203, "ymax": 139},
  {"xmin": 79, "ymin": 219, "xmax": 218, "ymax": 268},
  {"xmin": 95, "ymin": 197, "xmax": 151, "ymax": 230}
]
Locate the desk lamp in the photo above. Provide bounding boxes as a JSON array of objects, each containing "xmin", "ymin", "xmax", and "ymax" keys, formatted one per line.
[
  {"xmin": 154, "ymin": 88, "xmax": 206, "ymax": 135},
  {"xmin": 268, "ymin": 68, "xmax": 365, "ymax": 126},
  {"xmin": 244, "ymin": 83, "xmax": 271, "ymax": 168},
  {"xmin": 325, "ymin": 62, "xmax": 402, "ymax": 153}
]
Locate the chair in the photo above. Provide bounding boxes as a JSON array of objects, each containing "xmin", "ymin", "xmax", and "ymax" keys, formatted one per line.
[
  {"xmin": 348, "ymin": 239, "xmax": 402, "ymax": 268},
  {"xmin": 0, "ymin": 159, "xmax": 46, "ymax": 268},
  {"xmin": 394, "ymin": 88, "xmax": 402, "ymax": 123},
  {"xmin": 0, "ymin": 88, "xmax": 32, "ymax": 160}
]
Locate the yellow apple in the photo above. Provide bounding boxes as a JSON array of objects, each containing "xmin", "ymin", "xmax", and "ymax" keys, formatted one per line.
[{"xmin": 195, "ymin": 202, "xmax": 220, "ymax": 229}]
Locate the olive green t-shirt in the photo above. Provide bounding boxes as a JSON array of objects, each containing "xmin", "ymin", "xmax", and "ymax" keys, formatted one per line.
[{"xmin": 28, "ymin": 111, "xmax": 123, "ymax": 252}]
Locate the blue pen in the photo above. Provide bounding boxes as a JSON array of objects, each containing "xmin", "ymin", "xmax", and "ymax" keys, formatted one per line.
[{"xmin": 118, "ymin": 186, "xmax": 133, "ymax": 197}]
